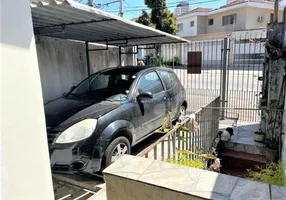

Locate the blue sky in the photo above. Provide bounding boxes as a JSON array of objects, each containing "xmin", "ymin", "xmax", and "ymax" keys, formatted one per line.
[{"xmin": 78, "ymin": 0, "xmax": 227, "ymax": 19}]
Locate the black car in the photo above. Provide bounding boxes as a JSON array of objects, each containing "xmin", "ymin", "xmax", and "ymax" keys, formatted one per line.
[{"xmin": 45, "ymin": 66, "xmax": 187, "ymax": 174}]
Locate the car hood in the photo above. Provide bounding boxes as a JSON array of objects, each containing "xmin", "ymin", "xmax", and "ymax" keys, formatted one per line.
[{"xmin": 44, "ymin": 97, "xmax": 120, "ymax": 130}]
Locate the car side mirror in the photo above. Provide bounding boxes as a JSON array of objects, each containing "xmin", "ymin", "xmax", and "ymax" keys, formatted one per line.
[{"xmin": 138, "ymin": 91, "xmax": 153, "ymax": 100}]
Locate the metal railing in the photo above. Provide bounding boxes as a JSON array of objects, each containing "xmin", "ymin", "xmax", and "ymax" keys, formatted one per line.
[{"xmin": 137, "ymin": 96, "xmax": 220, "ymax": 160}]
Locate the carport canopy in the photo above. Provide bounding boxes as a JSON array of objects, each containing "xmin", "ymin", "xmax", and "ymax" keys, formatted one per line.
[{"xmin": 31, "ymin": 0, "xmax": 188, "ymax": 46}]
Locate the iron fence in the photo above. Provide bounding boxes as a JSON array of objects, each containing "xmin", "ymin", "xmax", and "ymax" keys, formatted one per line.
[
  {"xmin": 138, "ymin": 30, "xmax": 265, "ymax": 122},
  {"xmin": 137, "ymin": 96, "xmax": 220, "ymax": 160}
]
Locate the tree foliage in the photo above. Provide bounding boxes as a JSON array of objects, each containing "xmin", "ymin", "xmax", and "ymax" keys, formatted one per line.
[
  {"xmin": 136, "ymin": 10, "xmax": 155, "ymax": 28},
  {"xmin": 136, "ymin": 0, "xmax": 178, "ymax": 35}
]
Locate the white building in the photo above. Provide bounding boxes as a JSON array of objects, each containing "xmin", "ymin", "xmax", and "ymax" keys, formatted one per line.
[
  {"xmin": 177, "ymin": 0, "xmax": 284, "ymax": 38},
  {"xmin": 175, "ymin": 1, "xmax": 190, "ymax": 15}
]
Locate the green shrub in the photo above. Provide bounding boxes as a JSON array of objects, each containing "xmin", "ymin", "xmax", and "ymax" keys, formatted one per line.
[
  {"xmin": 164, "ymin": 147, "xmax": 216, "ymax": 170},
  {"xmin": 165, "ymin": 155, "xmax": 204, "ymax": 169},
  {"xmin": 246, "ymin": 162, "xmax": 286, "ymax": 186}
]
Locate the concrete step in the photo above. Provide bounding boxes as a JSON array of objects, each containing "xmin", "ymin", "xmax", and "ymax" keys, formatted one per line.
[
  {"xmin": 219, "ymin": 151, "xmax": 269, "ymax": 173},
  {"xmin": 220, "ymin": 167, "xmax": 247, "ymax": 178},
  {"xmin": 222, "ymin": 140, "xmax": 267, "ymax": 155}
]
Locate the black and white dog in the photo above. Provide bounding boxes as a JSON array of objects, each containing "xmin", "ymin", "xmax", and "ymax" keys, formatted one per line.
[{"xmin": 219, "ymin": 127, "xmax": 234, "ymax": 141}]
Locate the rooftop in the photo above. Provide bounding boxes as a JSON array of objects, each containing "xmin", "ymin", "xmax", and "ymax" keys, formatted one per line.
[
  {"xmin": 30, "ymin": 0, "xmax": 188, "ymax": 46},
  {"xmin": 177, "ymin": 0, "xmax": 283, "ymax": 19}
]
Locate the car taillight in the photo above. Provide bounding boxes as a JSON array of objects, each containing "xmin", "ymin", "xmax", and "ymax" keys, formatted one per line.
[{"xmin": 181, "ymin": 83, "xmax": 184, "ymax": 89}]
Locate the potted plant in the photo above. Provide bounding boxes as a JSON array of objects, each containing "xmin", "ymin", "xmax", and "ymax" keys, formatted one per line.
[
  {"xmin": 265, "ymin": 138, "xmax": 278, "ymax": 162},
  {"xmin": 263, "ymin": 100, "xmax": 282, "ymax": 162},
  {"xmin": 254, "ymin": 130, "xmax": 264, "ymax": 142}
]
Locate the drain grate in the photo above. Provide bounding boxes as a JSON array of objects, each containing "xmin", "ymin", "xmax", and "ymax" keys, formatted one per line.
[{"xmin": 53, "ymin": 179, "xmax": 96, "ymax": 200}]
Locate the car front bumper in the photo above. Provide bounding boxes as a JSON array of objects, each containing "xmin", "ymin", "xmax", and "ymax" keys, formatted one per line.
[{"xmin": 50, "ymin": 139, "xmax": 109, "ymax": 174}]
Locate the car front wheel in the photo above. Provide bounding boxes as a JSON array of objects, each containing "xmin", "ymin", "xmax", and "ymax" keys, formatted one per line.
[{"xmin": 102, "ymin": 136, "xmax": 131, "ymax": 169}]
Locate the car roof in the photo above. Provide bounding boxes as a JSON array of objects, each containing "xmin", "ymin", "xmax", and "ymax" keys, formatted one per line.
[{"xmin": 101, "ymin": 66, "xmax": 174, "ymax": 74}]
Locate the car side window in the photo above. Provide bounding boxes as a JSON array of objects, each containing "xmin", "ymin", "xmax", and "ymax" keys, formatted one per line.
[
  {"xmin": 158, "ymin": 70, "xmax": 177, "ymax": 90},
  {"xmin": 137, "ymin": 71, "xmax": 164, "ymax": 94}
]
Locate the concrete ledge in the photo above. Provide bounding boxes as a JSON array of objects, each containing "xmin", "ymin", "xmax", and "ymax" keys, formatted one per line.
[{"xmin": 101, "ymin": 155, "xmax": 286, "ymax": 200}]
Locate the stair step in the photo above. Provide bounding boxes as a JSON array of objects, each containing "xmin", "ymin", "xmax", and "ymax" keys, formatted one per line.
[
  {"xmin": 219, "ymin": 151, "xmax": 269, "ymax": 172},
  {"xmin": 223, "ymin": 141, "xmax": 266, "ymax": 155},
  {"xmin": 220, "ymin": 167, "xmax": 247, "ymax": 178},
  {"xmin": 220, "ymin": 151, "xmax": 268, "ymax": 164}
]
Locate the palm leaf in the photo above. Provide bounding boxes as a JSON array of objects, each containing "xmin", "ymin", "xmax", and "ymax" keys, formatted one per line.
[
  {"xmin": 200, "ymin": 154, "xmax": 217, "ymax": 159},
  {"xmin": 176, "ymin": 149, "xmax": 195, "ymax": 155}
]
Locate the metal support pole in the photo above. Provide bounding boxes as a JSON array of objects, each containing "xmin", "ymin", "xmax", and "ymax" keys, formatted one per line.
[
  {"xmin": 119, "ymin": 0, "xmax": 124, "ymax": 17},
  {"xmin": 85, "ymin": 41, "xmax": 91, "ymax": 76},
  {"xmin": 119, "ymin": 47, "xmax": 122, "ymax": 66},
  {"xmin": 88, "ymin": 0, "xmax": 93, "ymax": 7},
  {"xmin": 274, "ymin": 0, "xmax": 279, "ymax": 23},
  {"xmin": 221, "ymin": 37, "xmax": 228, "ymax": 119},
  {"xmin": 172, "ymin": 44, "xmax": 174, "ymax": 69}
]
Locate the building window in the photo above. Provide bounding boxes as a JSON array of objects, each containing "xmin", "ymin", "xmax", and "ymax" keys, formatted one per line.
[
  {"xmin": 208, "ymin": 19, "xmax": 214, "ymax": 26},
  {"xmin": 222, "ymin": 14, "xmax": 237, "ymax": 26},
  {"xmin": 190, "ymin": 21, "xmax": 194, "ymax": 27},
  {"xmin": 270, "ymin": 13, "xmax": 274, "ymax": 23},
  {"xmin": 177, "ymin": 23, "xmax": 183, "ymax": 31}
]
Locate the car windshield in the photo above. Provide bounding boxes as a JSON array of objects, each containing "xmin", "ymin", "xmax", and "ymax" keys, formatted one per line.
[{"xmin": 66, "ymin": 70, "xmax": 138, "ymax": 102}]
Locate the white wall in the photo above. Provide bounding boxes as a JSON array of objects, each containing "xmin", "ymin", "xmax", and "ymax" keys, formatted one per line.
[
  {"xmin": 36, "ymin": 36, "xmax": 135, "ymax": 103},
  {"xmin": 1, "ymin": 0, "xmax": 54, "ymax": 200},
  {"xmin": 177, "ymin": 16, "xmax": 198, "ymax": 37}
]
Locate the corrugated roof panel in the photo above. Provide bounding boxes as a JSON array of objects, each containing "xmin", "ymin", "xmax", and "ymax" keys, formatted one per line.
[{"xmin": 31, "ymin": 0, "xmax": 187, "ymax": 46}]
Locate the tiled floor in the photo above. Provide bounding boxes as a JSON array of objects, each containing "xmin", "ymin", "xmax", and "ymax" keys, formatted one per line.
[{"xmin": 219, "ymin": 119, "xmax": 264, "ymax": 146}]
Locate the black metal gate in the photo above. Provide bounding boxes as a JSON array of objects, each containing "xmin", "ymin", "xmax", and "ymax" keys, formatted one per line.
[{"xmin": 138, "ymin": 29, "xmax": 266, "ymax": 122}]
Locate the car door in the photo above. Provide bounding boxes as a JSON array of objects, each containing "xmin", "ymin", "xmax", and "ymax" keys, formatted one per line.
[
  {"xmin": 133, "ymin": 70, "xmax": 168, "ymax": 139},
  {"xmin": 157, "ymin": 70, "xmax": 181, "ymax": 119}
]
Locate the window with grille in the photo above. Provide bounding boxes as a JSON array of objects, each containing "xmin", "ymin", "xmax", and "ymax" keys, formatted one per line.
[{"xmin": 222, "ymin": 14, "xmax": 237, "ymax": 26}]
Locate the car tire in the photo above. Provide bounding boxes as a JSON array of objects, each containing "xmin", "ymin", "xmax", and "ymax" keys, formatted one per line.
[
  {"xmin": 102, "ymin": 136, "xmax": 131, "ymax": 170},
  {"xmin": 176, "ymin": 104, "xmax": 186, "ymax": 123}
]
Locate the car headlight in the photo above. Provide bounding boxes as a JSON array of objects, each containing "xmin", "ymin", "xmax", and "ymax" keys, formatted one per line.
[{"xmin": 55, "ymin": 119, "xmax": 97, "ymax": 144}]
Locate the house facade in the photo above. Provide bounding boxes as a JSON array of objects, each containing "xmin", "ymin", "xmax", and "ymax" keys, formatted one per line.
[{"xmin": 177, "ymin": 0, "xmax": 285, "ymax": 38}]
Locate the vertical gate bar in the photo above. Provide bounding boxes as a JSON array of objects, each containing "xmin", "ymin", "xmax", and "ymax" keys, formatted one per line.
[
  {"xmin": 186, "ymin": 129, "xmax": 189, "ymax": 150},
  {"xmin": 237, "ymin": 35, "xmax": 242, "ymax": 112},
  {"xmin": 154, "ymin": 145, "xmax": 157, "ymax": 160},
  {"xmin": 215, "ymin": 40, "xmax": 218, "ymax": 95},
  {"xmin": 172, "ymin": 44, "xmax": 174, "ymax": 69},
  {"xmin": 172, "ymin": 133, "xmax": 176, "ymax": 160},
  {"xmin": 257, "ymin": 33, "xmax": 263, "ymax": 121},
  {"xmin": 241, "ymin": 34, "xmax": 248, "ymax": 118},
  {"xmin": 161, "ymin": 141, "xmax": 165, "ymax": 161},
  {"xmin": 220, "ymin": 40, "xmax": 223, "ymax": 98},
  {"xmin": 252, "ymin": 34, "xmax": 256, "ymax": 121},
  {"xmin": 85, "ymin": 41, "xmax": 91, "ymax": 77},
  {"xmin": 211, "ymin": 38, "xmax": 214, "ymax": 102},
  {"xmin": 178, "ymin": 130, "xmax": 181, "ymax": 149},
  {"xmin": 168, "ymin": 135, "xmax": 171, "ymax": 159},
  {"xmin": 246, "ymin": 33, "xmax": 252, "ymax": 120},
  {"xmin": 189, "ymin": 128, "xmax": 192, "ymax": 152},
  {"xmin": 232, "ymin": 38, "xmax": 237, "ymax": 118},
  {"xmin": 221, "ymin": 37, "xmax": 228, "ymax": 119},
  {"xmin": 194, "ymin": 41, "xmax": 197, "ymax": 91},
  {"xmin": 182, "ymin": 131, "xmax": 185, "ymax": 150},
  {"xmin": 226, "ymin": 39, "xmax": 231, "ymax": 118}
]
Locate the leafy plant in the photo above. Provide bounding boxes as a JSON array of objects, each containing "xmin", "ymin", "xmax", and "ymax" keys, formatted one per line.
[
  {"xmin": 165, "ymin": 152, "xmax": 204, "ymax": 169},
  {"xmin": 246, "ymin": 162, "xmax": 286, "ymax": 186},
  {"xmin": 164, "ymin": 147, "xmax": 217, "ymax": 169}
]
